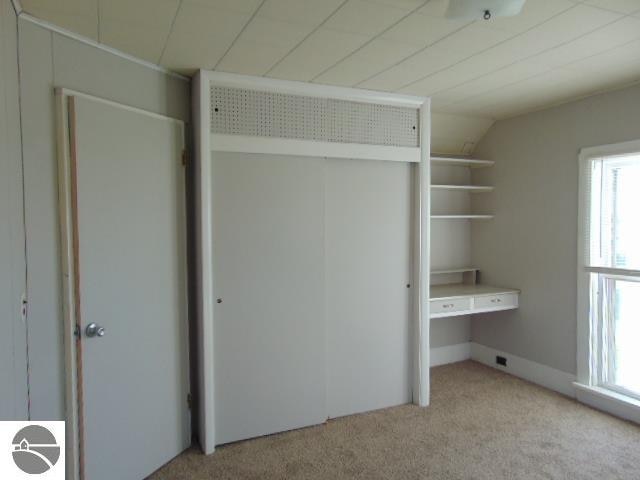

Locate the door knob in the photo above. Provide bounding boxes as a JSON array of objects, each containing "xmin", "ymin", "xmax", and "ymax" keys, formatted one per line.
[{"xmin": 85, "ymin": 323, "xmax": 106, "ymax": 338}]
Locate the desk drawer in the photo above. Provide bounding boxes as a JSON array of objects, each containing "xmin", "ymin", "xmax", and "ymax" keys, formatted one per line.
[
  {"xmin": 430, "ymin": 297, "xmax": 471, "ymax": 315},
  {"xmin": 474, "ymin": 293, "xmax": 518, "ymax": 310}
]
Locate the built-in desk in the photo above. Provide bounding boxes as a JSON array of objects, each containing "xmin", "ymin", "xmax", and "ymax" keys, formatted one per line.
[{"xmin": 430, "ymin": 284, "xmax": 519, "ymax": 319}]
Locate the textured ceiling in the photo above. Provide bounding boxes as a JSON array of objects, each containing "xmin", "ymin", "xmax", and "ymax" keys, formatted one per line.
[{"xmin": 19, "ymin": 0, "xmax": 640, "ymax": 121}]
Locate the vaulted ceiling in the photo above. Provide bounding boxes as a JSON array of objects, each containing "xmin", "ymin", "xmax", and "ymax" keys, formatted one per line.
[{"xmin": 19, "ymin": 0, "xmax": 640, "ymax": 121}]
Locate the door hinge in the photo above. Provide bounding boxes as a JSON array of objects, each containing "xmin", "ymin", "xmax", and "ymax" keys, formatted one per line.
[
  {"xmin": 181, "ymin": 150, "xmax": 187, "ymax": 166},
  {"xmin": 187, "ymin": 393, "xmax": 192, "ymax": 410}
]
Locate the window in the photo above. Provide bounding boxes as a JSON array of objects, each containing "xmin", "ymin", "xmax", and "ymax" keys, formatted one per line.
[{"xmin": 578, "ymin": 141, "xmax": 640, "ymax": 400}]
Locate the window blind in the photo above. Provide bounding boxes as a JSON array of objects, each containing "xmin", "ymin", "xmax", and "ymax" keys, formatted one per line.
[{"xmin": 584, "ymin": 153, "xmax": 640, "ymax": 274}]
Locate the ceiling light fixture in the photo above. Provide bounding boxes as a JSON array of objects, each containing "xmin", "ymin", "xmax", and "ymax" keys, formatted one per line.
[{"xmin": 445, "ymin": 0, "xmax": 527, "ymax": 21}]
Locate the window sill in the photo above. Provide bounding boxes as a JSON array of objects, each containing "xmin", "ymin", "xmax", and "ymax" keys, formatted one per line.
[{"xmin": 573, "ymin": 382, "xmax": 640, "ymax": 424}]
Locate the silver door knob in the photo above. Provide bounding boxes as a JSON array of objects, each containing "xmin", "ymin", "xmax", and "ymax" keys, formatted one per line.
[{"xmin": 85, "ymin": 323, "xmax": 106, "ymax": 338}]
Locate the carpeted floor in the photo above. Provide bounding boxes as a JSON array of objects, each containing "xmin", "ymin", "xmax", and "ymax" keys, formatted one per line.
[{"xmin": 150, "ymin": 361, "xmax": 640, "ymax": 479}]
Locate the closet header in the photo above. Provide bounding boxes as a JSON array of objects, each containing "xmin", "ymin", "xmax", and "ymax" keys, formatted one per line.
[{"xmin": 210, "ymin": 85, "xmax": 420, "ymax": 148}]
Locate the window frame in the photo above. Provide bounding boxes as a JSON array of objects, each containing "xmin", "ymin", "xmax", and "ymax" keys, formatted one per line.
[{"xmin": 577, "ymin": 139, "xmax": 640, "ymax": 395}]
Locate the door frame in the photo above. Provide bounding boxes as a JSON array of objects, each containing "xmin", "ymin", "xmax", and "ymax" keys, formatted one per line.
[{"xmin": 55, "ymin": 88, "xmax": 188, "ymax": 480}]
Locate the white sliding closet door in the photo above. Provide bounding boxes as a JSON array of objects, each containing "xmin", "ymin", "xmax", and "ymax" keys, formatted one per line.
[
  {"xmin": 325, "ymin": 158, "xmax": 413, "ymax": 418},
  {"xmin": 211, "ymin": 152, "xmax": 327, "ymax": 444}
]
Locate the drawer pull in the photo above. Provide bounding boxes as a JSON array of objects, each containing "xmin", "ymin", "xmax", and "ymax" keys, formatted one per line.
[
  {"xmin": 491, "ymin": 298, "xmax": 501, "ymax": 303},
  {"xmin": 443, "ymin": 303, "xmax": 454, "ymax": 308}
]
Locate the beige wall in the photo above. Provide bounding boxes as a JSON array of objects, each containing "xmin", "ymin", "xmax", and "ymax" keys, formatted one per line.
[
  {"xmin": 0, "ymin": 0, "xmax": 28, "ymax": 420},
  {"xmin": 17, "ymin": 17, "xmax": 190, "ymax": 420},
  {"xmin": 470, "ymin": 82, "xmax": 640, "ymax": 375}
]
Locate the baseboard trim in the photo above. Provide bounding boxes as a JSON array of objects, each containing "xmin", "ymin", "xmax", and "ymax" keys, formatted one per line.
[
  {"xmin": 470, "ymin": 343, "xmax": 576, "ymax": 398},
  {"xmin": 431, "ymin": 342, "xmax": 471, "ymax": 367}
]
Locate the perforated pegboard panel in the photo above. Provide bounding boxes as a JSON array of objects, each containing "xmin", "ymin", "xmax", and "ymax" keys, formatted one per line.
[{"xmin": 210, "ymin": 86, "xmax": 419, "ymax": 147}]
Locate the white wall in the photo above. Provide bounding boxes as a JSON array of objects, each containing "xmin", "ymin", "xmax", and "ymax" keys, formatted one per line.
[
  {"xmin": 17, "ymin": 17, "xmax": 190, "ymax": 420},
  {"xmin": 0, "ymin": 0, "xmax": 28, "ymax": 420},
  {"xmin": 471, "ymin": 82, "xmax": 640, "ymax": 375}
]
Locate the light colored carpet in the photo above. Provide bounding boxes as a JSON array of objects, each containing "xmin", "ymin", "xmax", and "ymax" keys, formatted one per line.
[{"xmin": 150, "ymin": 361, "xmax": 640, "ymax": 479}]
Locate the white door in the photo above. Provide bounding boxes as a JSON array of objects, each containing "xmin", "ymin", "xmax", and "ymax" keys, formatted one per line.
[
  {"xmin": 69, "ymin": 95, "xmax": 190, "ymax": 480},
  {"xmin": 211, "ymin": 152, "xmax": 327, "ymax": 444},
  {"xmin": 325, "ymin": 158, "xmax": 413, "ymax": 418}
]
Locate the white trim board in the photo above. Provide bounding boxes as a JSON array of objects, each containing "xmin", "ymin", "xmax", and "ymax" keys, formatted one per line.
[
  {"xmin": 431, "ymin": 343, "xmax": 471, "ymax": 367},
  {"xmin": 211, "ymin": 134, "xmax": 420, "ymax": 163},
  {"xmin": 57, "ymin": 88, "xmax": 184, "ymax": 124},
  {"xmin": 203, "ymin": 71, "xmax": 425, "ymax": 108},
  {"xmin": 193, "ymin": 72, "xmax": 215, "ymax": 454},
  {"xmin": 470, "ymin": 343, "xmax": 576, "ymax": 398}
]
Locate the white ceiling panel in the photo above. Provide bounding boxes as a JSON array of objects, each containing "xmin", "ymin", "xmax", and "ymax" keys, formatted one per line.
[
  {"xmin": 562, "ymin": 39, "xmax": 640, "ymax": 71},
  {"xmin": 381, "ymin": 13, "xmax": 469, "ymax": 46},
  {"xmin": 357, "ymin": 45, "xmax": 467, "ymax": 90},
  {"xmin": 364, "ymin": 0, "xmax": 426, "ymax": 9},
  {"xmin": 440, "ymin": 66, "xmax": 630, "ymax": 118},
  {"xmin": 257, "ymin": 0, "xmax": 345, "ymax": 26},
  {"xmin": 160, "ymin": 0, "xmax": 258, "ymax": 73},
  {"xmin": 234, "ymin": 16, "xmax": 312, "ymax": 46},
  {"xmin": 436, "ymin": 69, "xmax": 578, "ymax": 115},
  {"xmin": 217, "ymin": 17, "xmax": 312, "ymax": 75},
  {"xmin": 382, "ymin": 23, "xmax": 518, "ymax": 94},
  {"xmin": 22, "ymin": 0, "xmax": 99, "ymax": 40},
  {"xmin": 426, "ymin": 13, "xmax": 640, "ymax": 101},
  {"xmin": 399, "ymin": 57, "xmax": 547, "ymax": 97},
  {"xmin": 485, "ymin": 72, "xmax": 640, "ymax": 118},
  {"xmin": 99, "ymin": 0, "xmax": 179, "ymax": 63},
  {"xmin": 486, "ymin": 0, "xmax": 575, "ymax": 33},
  {"xmin": 393, "ymin": 4, "xmax": 625, "ymax": 97},
  {"xmin": 419, "ymin": 48, "xmax": 538, "ymax": 92},
  {"xmin": 267, "ymin": 28, "xmax": 370, "ymax": 81},
  {"xmin": 431, "ymin": 61, "xmax": 550, "ymax": 104},
  {"xmin": 429, "ymin": 22, "xmax": 514, "ymax": 55},
  {"xmin": 416, "ymin": 0, "xmax": 452, "ymax": 17},
  {"xmin": 582, "ymin": 0, "xmax": 640, "ymax": 14},
  {"xmin": 190, "ymin": 0, "xmax": 266, "ymax": 14},
  {"xmin": 528, "ymin": 15, "xmax": 640, "ymax": 69},
  {"xmin": 216, "ymin": 42, "xmax": 290, "ymax": 76},
  {"xmin": 322, "ymin": 0, "xmax": 411, "ymax": 36},
  {"xmin": 475, "ymin": 5, "xmax": 622, "ymax": 65},
  {"xmin": 314, "ymin": 38, "xmax": 422, "ymax": 86}
]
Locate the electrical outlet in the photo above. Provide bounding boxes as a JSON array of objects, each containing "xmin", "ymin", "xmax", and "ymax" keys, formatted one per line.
[{"xmin": 496, "ymin": 355, "xmax": 507, "ymax": 366}]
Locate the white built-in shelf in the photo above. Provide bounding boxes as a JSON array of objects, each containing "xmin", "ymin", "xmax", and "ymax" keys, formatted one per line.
[
  {"xmin": 431, "ymin": 156, "xmax": 494, "ymax": 168},
  {"xmin": 431, "ymin": 267, "xmax": 478, "ymax": 275},
  {"xmin": 431, "ymin": 184, "xmax": 493, "ymax": 193},
  {"xmin": 430, "ymin": 283, "xmax": 520, "ymax": 319},
  {"xmin": 431, "ymin": 215, "xmax": 494, "ymax": 220}
]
